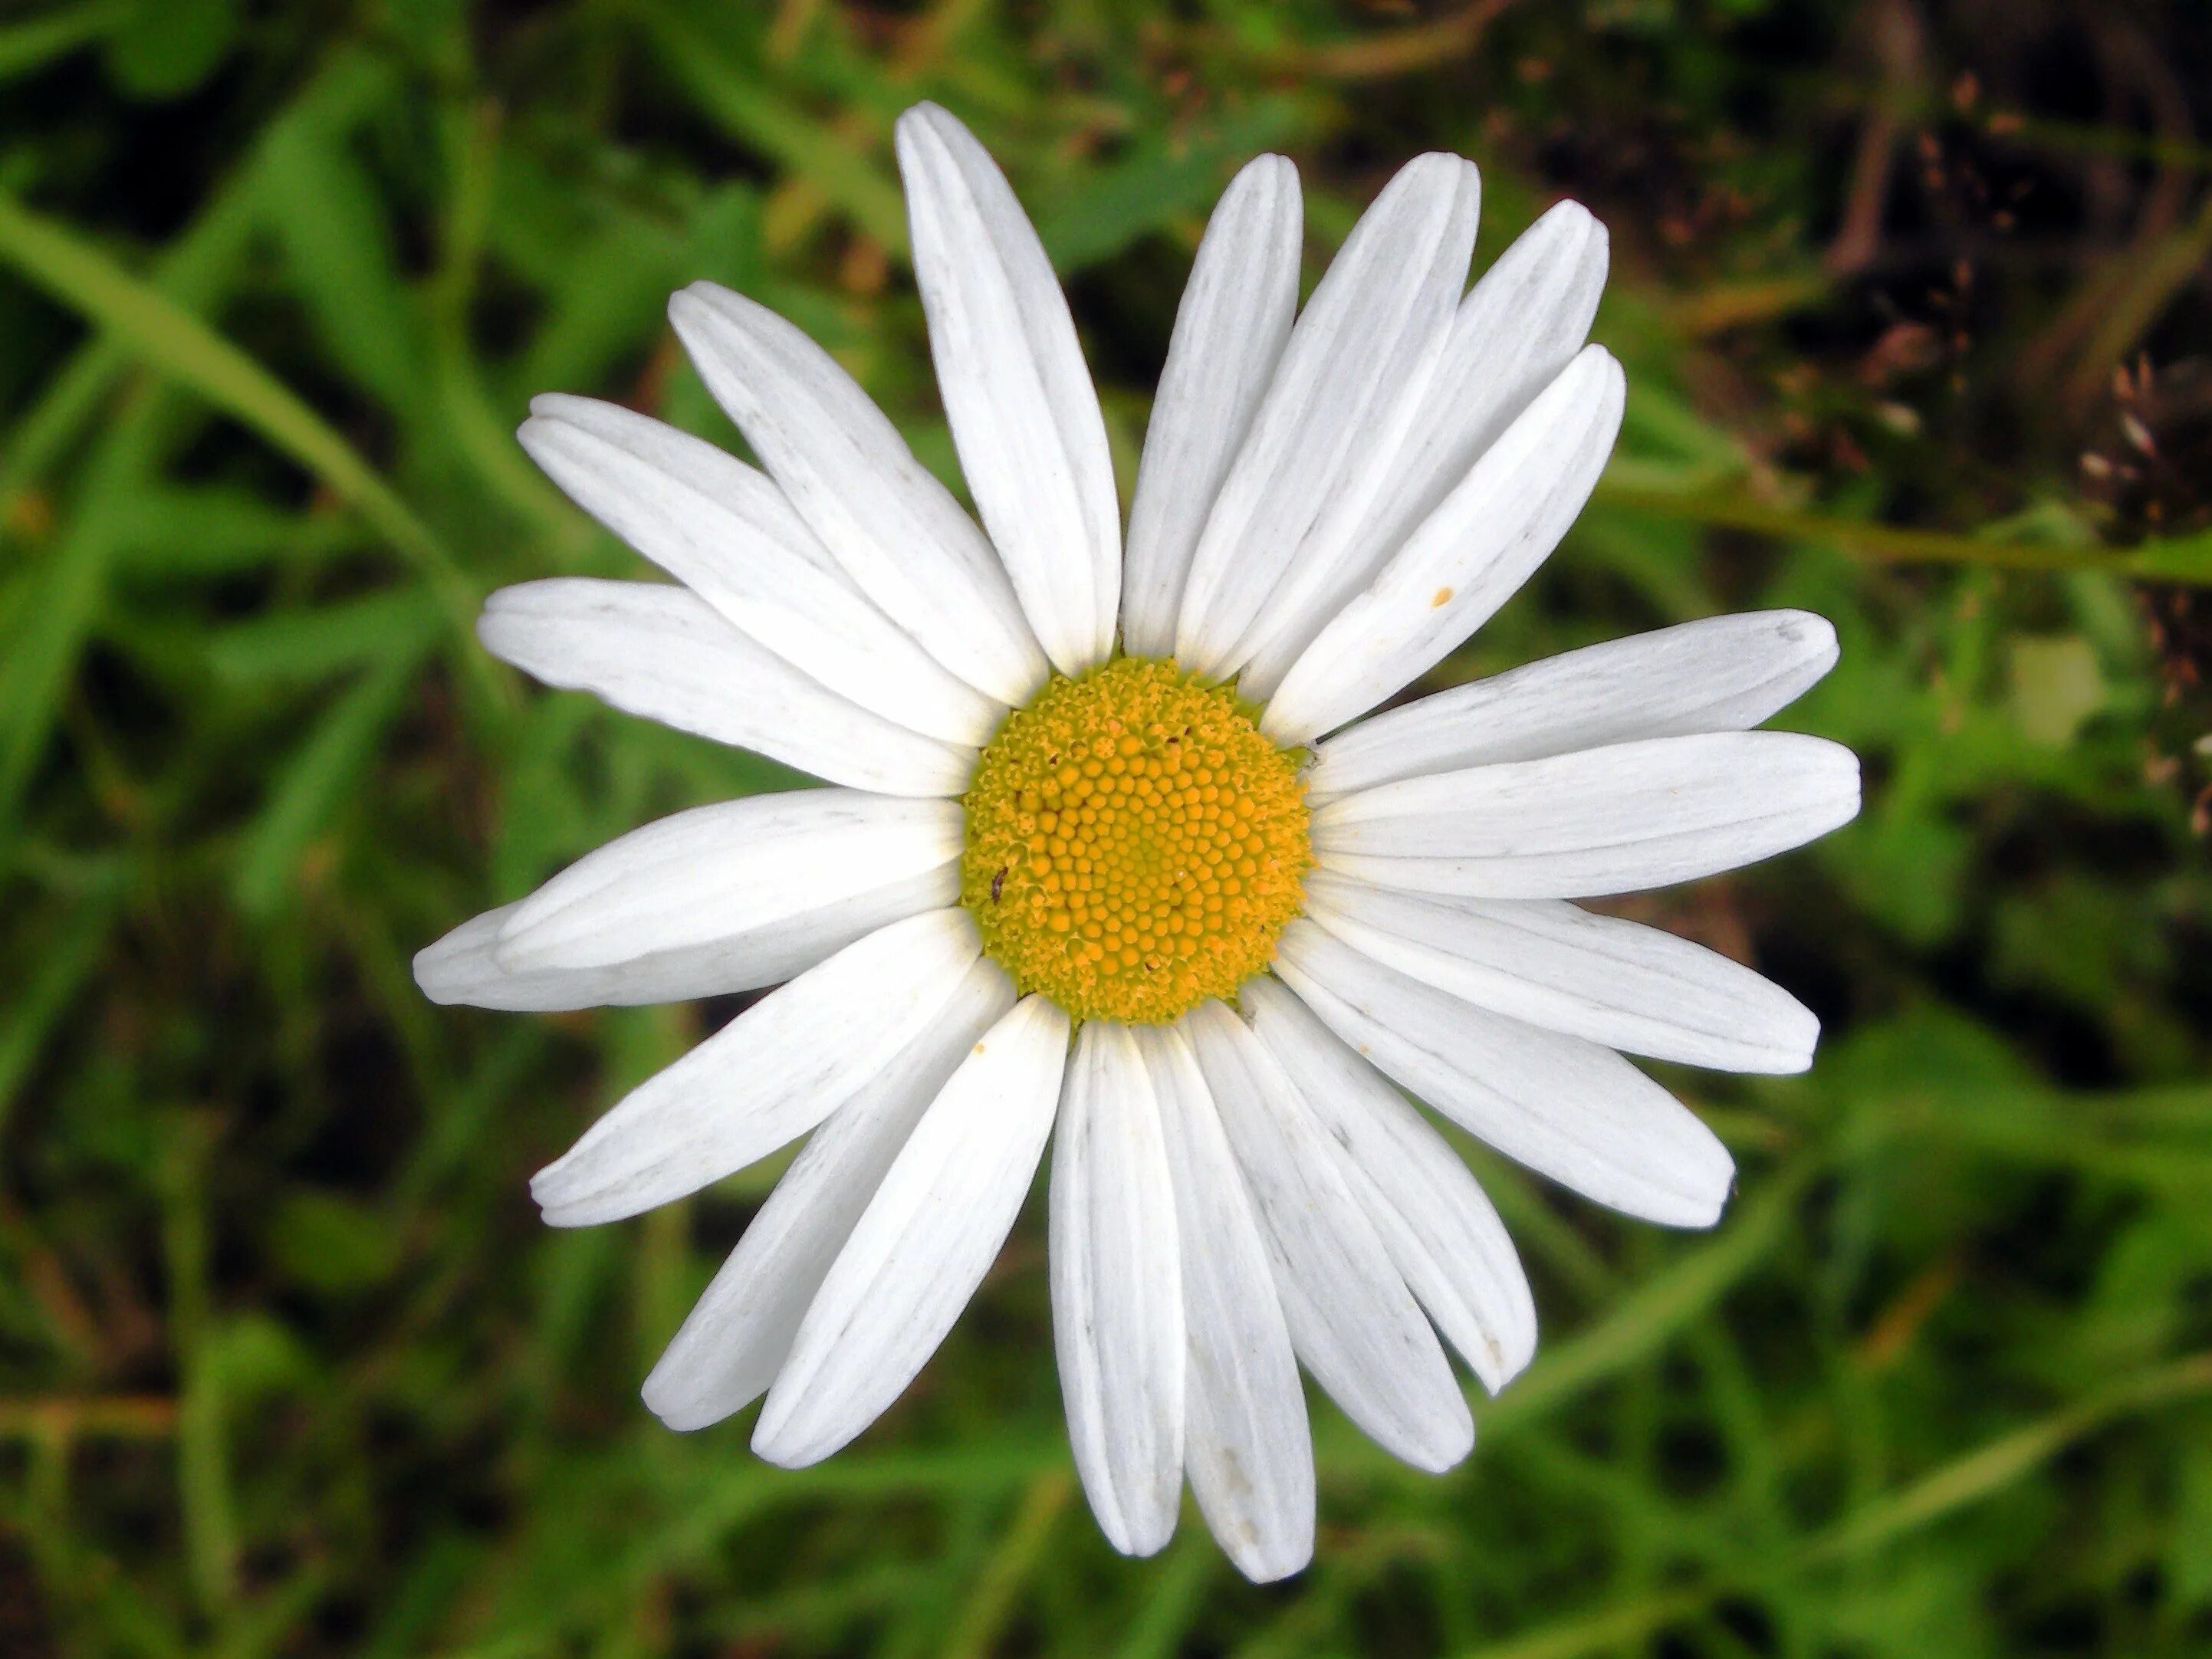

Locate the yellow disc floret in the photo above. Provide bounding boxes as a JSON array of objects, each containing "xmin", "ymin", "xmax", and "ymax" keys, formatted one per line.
[{"xmin": 961, "ymin": 658, "xmax": 1312, "ymax": 1025}]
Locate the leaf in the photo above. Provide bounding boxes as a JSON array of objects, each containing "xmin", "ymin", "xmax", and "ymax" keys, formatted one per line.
[
  {"xmin": 259, "ymin": 117, "xmax": 429, "ymax": 416},
  {"xmin": 0, "ymin": 889, "xmax": 122, "ymax": 1135},
  {"xmin": 104, "ymin": 0, "xmax": 238, "ymax": 100},
  {"xmin": 1032, "ymin": 97, "xmax": 1304, "ymax": 270},
  {"xmin": 0, "ymin": 1, "xmax": 127, "ymax": 85},
  {"xmin": 231, "ymin": 645, "xmax": 429, "ymax": 921},
  {"xmin": 265, "ymin": 1191, "xmax": 403, "ymax": 1294},
  {"xmin": 2007, "ymin": 634, "xmax": 2104, "ymax": 745},
  {"xmin": 1599, "ymin": 479, "xmax": 2212, "ymax": 584},
  {"xmin": 0, "ymin": 186, "xmax": 476, "ymax": 634},
  {"xmin": 203, "ymin": 590, "xmax": 440, "ymax": 683},
  {"xmin": 639, "ymin": 8, "xmax": 907, "ymax": 252},
  {"xmin": 2173, "ymin": 1432, "xmax": 2212, "ymax": 1608},
  {"xmin": 108, "ymin": 485, "xmax": 364, "ymax": 574}
]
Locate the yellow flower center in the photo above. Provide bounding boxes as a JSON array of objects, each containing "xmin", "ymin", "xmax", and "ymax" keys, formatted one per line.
[{"xmin": 960, "ymin": 658, "xmax": 1312, "ymax": 1025}]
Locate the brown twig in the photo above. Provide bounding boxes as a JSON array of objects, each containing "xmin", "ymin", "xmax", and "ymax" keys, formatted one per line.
[
  {"xmin": 0, "ymin": 1395, "xmax": 179, "ymax": 1441},
  {"xmin": 1274, "ymin": 0, "xmax": 1518, "ymax": 83},
  {"xmin": 1826, "ymin": 0, "xmax": 1925, "ymax": 276}
]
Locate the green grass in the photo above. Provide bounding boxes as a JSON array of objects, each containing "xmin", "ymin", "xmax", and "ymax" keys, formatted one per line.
[{"xmin": 3, "ymin": 1, "xmax": 2210, "ymax": 1654}]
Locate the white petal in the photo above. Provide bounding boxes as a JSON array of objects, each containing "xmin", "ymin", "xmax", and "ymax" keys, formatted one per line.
[
  {"xmin": 1050, "ymin": 1022, "xmax": 1185, "ymax": 1557},
  {"xmin": 1311, "ymin": 731, "xmax": 1862, "ymax": 898},
  {"xmin": 528, "ymin": 908, "xmax": 983, "ymax": 1227},
  {"xmin": 1304, "ymin": 870, "xmax": 1819, "ymax": 1073},
  {"xmin": 1182, "ymin": 1000, "xmax": 1472, "ymax": 1473},
  {"xmin": 1274, "ymin": 920, "xmax": 1735, "ymax": 1228},
  {"xmin": 518, "ymin": 396, "xmax": 1002, "ymax": 747},
  {"xmin": 1174, "ymin": 154, "xmax": 1480, "ymax": 678},
  {"xmin": 491, "ymin": 792, "xmax": 961, "ymax": 973},
  {"xmin": 1120, "ymin": 155, "xmax": 1302, "ymax": 659},
  {"xmin": 417, "ymin": 901, "xmax": 761, "ymax": 1012},
  {"xmin": 414, "ymin": 866, "xmax": 952, "ymax": 1013},
  {"xmin": 668, "ymin": 282, "xmax": 1047, "ymax": 705},
  {"xmin": 754, "ymin": 994, "xmax": 1070, "ymax": 1466},
  {"xmin": 1240, "ymin": 977, "xmax": 1536, "ymax": 1392},
  {"xmin": 1306, "ymin": 610, "xmax": 1840, "ymax": 801},
  {"xmin": 1260, "ymin": 344, "xmax": 1625, "ymax": 745},
  {"xmin": 1135, "ymin": 1025, "xmax": 1312, "ymax": 1584},
  {"xmin": 896, "ymin": 104, "xmax": 1119, "ymax": 674},
  {"xmin": 1234, "ymin": 202, "xmax": 1609, "ymax": 699},
  {"xmin": 642, "ymin": 959, "xmax": 1016, "ymax": 1430},
  {"xmin": 478, "ymin": 580, "xmax": 975, "ymax": 797}
]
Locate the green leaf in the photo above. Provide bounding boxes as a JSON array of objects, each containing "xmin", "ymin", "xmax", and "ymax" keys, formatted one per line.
[
  {"xmin": 107, "ymin": 485, "xmax": 364, "ymax": 574},
  {"xmin": 104, "ymin": 0, "xmax": 238, "ymax": 100},
  {"xmin": 0, "ymin": 0, "xmax": 127, "ymax": 85},
  {"xmin": 0, "ymin": 186, "xmax": 478, "ymax": 639},
  {"xmin": 203, "ymin": 589, "xmax": 440, "ymax": 683},
  {"xmin": 231, "ymin": 646, "xmax": 429, "ymax": 921},
  {"xmin": 639, "ymin": 7, "xmax": 908, "ymax": 252},
  {"xmin": 1032, "ymin": 98, "xmax": 1304, "ymax": 270},
  {"xmin": 265, "ymin": 1191, "xmax": 403, "ymax": 1293},
  {"xmin": 259, "ymin": 118, "xmax": 429, "ymax": 417}
]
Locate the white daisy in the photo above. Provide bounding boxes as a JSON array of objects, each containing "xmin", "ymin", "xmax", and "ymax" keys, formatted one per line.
[{"xmin": 416, "ymin": 103, "xmax": 1859, "ymax": 1582}]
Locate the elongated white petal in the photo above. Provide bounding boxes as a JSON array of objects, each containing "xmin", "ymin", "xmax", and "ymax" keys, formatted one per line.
[
  {"xmin": 519, "ymin": 397, "xmax": 1002, "ymax": 747},
  {"xmin": 493, "ymin": 793, "xmax": 961, "ymax": 973},
  {"xmin": 754, "ymin": 994, "xmax": 1070, "ymax": 1466},
  {"xmin": 897, "ymin": 104, "xmax": 1119, "ymax": 673},
  {"xmin": 415, "ymin": 863, "xmax": 951, "ymax": 1013},
  {"xmin": 1274, "ymin": 921, "xmax": 1735, "ymax": 1227},
  {"xmin": 1241, "ymin": 976, "xmax": 1535, "ymax": 1391},
  {"xmin": 669, "ymin": 282, "xmax": 1047, "ymax": 705},
  {"xmin": 1175, "ymin": 154, "xmax": 1480, "ymax": 676},
  {"xmin": 1235, "ymin": 202, "xmax": 1609, "ymax": 698},
  {"xmin": 478, "ymin": 580, "xmax": 975, "ymax": 797},
  {"xmin": 1306, "ymin": 611, "xmax": 1840, "ymax": 801},
  {"xmin": 642, "ymin": 959, "xmax": 1016, "ymax": 1430},
  {"xmin": 1136, "ymin": 1025, "xmax": 1312, "ymax": 1584},
  {"xmin": 1304, "ymin": 870, "xmax": 1819, "ymax": 1073},
  {"xmin": 529, "ymin": 909, "xmax": 983, "ymax": 1227},
  {"xmin": 1183, "ymin": 1001, "xmax": 1472, "ymax": 1473},
  {"xmin": 1121, "ymin": 155, "xmax": 1302, "ymax": 658},
  {"xmin": 1262, "ymin": 345, "xmax": 1625, "ymax": 744},
  {"xmin": 1050, "ymin": 1023, "xmax": 1185, "ymax": 1556},
  {"xmin": 1312, "ymin": 731, "xmax": 1862, "ymax": 898}
]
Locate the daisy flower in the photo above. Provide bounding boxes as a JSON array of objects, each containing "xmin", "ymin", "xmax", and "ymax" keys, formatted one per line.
[{"xmin": 416, "ymin": 103, "xmax": 1859, "ymax": 1582}]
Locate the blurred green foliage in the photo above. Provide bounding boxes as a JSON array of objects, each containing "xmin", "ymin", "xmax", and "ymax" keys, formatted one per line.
[{"xmin": 2, "ymin": 1, "xmax": 2210, "ymax": 1654}]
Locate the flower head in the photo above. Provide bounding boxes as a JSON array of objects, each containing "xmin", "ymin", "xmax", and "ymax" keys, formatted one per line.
[{"xmin": 417, "ymin": 103, "xmax": 1859, "ymax": 1582}]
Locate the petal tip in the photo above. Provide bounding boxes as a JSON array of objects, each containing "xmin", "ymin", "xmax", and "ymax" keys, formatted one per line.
[
  {"xmin": 527, "ymin": 389, "xmax": 585, "ymax": 420},
  {"xmin": 894, "ymin": 101, "xmax": 975, "ymax": 172},
  {"xmin": 1676, "ymin": 1171, "xmax": 1735, "ymax": 1231},
  {"xmin": 1540, "ymin": 196, "xmax": 1607, "ymax": 249},
  {"xmin": 1404, "ymin": 1407, "xmax": 1476, "ymax": 1474},
  {"xmin": 1821, "ymin": 743, "xmax": 1865, "ymax": 829},
  {"xmin": 1771, "ymin": 1004, "xmax": 1823, "ymax": 1073},
  {"xmin": 1771, "ymin": 609, "xmax": 1842, "ymax": 683},
  {"xmin": 667, "ymin": 281, "xmax": 739, "ymax": 332},
  {"xmin": 1499, "ymin": 1328, "xmax": 1538, "ymax": 1389},
  {"xmin": 1231, "ymin": 1535, "xmax": 1314, "ymax": 1585},
  {"xmin": 527, "ymin": 1157, "xmax": 579, "ymax": 1213},
  {"xmin": 1112, "ymin": 1507, "xmax": 1180, "ymax": 1560},
  {"xmin": 411, "ymin": 938, "xmax": 468, "ymax": 1004},
  {"xmin": 748, "ymin": 1407, "xmax": 824, "ymax": 1471},
  {"xmin": 640, "ymin": 1369, "xmax": 722, "ymax": 1432}
]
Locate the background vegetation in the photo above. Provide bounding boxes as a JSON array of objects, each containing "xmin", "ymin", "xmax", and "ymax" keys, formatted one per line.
[{"xmin": 3, "ymin": 0, "xmax": 2210, "ymax": 1654}]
